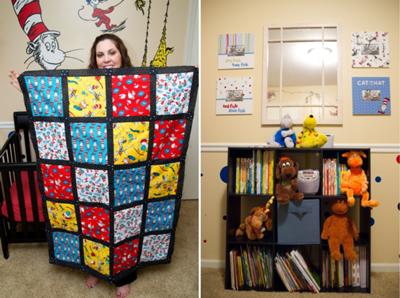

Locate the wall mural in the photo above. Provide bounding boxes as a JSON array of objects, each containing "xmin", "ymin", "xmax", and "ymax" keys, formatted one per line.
[
  {"xmin": 11, "ymin": 0, "xmax": 83, "ymax": 70},
  {"xmin": 11, "ymin": 0, "xmax": 174, "ymax": 70},
  {"xmin": 140, "ymin": 0, "xmax": 174, "ymax": 67},
  {"xmin": 77, "ymin": 0, "xmax": 127, "ymax": 33}
]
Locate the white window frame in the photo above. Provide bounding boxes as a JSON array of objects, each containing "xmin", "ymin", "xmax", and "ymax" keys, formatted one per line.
[{"xmin": 261, "ymin": 24, "xmax": 343, "ymax": 125}]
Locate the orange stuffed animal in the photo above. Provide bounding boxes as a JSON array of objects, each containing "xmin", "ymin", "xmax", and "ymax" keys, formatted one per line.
[
  {"xmin": 321, "ymin": 200, "xmax": 359, "ymax": 261},
  {"xmin": 340, "ymin": 151, "xmax": 379, "ymax": 208}
]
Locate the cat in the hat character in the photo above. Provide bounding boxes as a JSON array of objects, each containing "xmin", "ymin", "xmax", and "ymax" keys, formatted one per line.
[
  {"xmin": 11, "ymin": 0, "xmax": 78, "ymax": 70},
  {"xmin": 378, "ymin": 97, "xmax": 390, "ymax": 114}
]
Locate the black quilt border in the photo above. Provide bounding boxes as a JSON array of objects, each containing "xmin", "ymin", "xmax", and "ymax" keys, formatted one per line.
[{"xmin": 18, "ymin": 66, "xmax": 198, "ymax": 283}]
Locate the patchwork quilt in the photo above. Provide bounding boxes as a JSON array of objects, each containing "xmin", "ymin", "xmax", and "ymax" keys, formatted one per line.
[{"xmin": 18, "ymin": 66, "xmax": 198, "ymax": 282}]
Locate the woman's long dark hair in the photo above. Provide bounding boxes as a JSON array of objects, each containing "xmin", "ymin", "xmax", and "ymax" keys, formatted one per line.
[{"xmin": 88, "ymin": 34, "xmax": 133, "ymax": 69}]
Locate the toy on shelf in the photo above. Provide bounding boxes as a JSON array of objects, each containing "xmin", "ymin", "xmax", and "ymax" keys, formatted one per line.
[
  {"xmin": 235, "ymin": 196, "xmax": 274, "ymax": 240},
  {"xmin": 275, "ymin": 157, "xmax": 304, "ymax": 204},
  {"xmin": 269, "ymin": 114, "xmax": 296, "ymax": 148},
  {"xmin": 321, "ymin": 199, "xmax": 359, "ymax": 261},
  {"xmin": 340, "ymin": 151, "xmax": 379, "ymax": 208},
  {"xmin": 296, "ymin": 114, "xmax": 327, "ymax": 148}
]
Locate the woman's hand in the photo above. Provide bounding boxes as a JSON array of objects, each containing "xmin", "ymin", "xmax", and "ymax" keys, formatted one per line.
[{"xmin": 9, "ymin": 70, "xmax": 21, "ymax": 92}]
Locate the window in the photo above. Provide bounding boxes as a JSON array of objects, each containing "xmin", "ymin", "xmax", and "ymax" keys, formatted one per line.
[{"xmin": 262, "ymin": 26, "xmax": 342, "ymax": 125}]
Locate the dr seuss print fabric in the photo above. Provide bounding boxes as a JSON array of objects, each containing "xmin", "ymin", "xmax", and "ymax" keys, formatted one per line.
[{"xmin": 20, "ymin": 67, "xmax": 198, "ymax": 282}]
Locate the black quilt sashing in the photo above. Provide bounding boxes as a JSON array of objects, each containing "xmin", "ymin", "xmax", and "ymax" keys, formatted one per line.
[{"xmin": 18, "ymin": 66, "xmax": 198, "ymax": 283}]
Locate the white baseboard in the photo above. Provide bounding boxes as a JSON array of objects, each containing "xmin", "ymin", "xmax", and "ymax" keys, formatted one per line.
[
  {"xmin": 371, "ymin": 263, "xmax": 400, "ymax": 272},
  {"xmin": 201, "ymin": 259, "xmax": 400, "ymax": 272},
  {"xmin": 201, "ymin": 259, "xmax": 224, "ymax": 269}
]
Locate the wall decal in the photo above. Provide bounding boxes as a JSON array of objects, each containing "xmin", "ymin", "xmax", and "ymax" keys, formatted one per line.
[
  {"xmin": 139, "ymin": 0, "xmax": 174, "ymax": 67},
  {"xmin": 77, "ymin": 0, "xmax": 127, "ymax": 33},
  {"xmin": 11, "ymin": 0, "xmax": 83, "ymax": 70}
]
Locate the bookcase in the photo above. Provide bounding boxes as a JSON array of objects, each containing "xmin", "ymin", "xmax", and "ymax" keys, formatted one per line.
[{"xmin": 225, "ymin": 147, "xmax": 371, "ymax": 293}]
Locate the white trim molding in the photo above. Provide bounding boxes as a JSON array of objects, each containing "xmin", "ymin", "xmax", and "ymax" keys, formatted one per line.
[
  {"xmin": 371, "ymin": 263, "xmax": 400, "ymax": 272},
  {"xmin": 202, "ymin": 143, "xmax": 400, "ymax": 153},
  {"xmin": 201, "ymin": 259, "xmax": 400, "ymax": 272},
  {"xmin": 0, "ymin": 122, "xmax": 14, "ymax": 129},
  {"xmin": 201, "ymin": 259, "xmax": 224, "ymax": 269}
]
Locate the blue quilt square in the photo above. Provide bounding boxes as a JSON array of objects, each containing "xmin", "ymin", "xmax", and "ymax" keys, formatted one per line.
[
  {"xmin": 145, "ymin": 199, "xmax": 175, "ymax": 232},
  {"xmin": 52, "ymin": 232, "xmax": 81, "ymax": 264},
  {"xmin": 24, "ymin": 76, "xmax": 64, "ymax": 117},
  {"xmin": 114, "ymin": 167, "xmax": 146, "ymax": 207},
  {"xmin": 70, "ymin": 123, "xmax": 108, "ymax": 165}
]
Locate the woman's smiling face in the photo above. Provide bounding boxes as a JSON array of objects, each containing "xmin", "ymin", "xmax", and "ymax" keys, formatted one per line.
[{"xmin": 95, "ymin": 39, "xmax": 122, "ymax": 69}]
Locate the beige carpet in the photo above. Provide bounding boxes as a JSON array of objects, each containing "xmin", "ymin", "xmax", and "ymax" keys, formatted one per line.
[
  {"xmin": 0, "ymin": 200, "xmax": 198, "ymax": 298},
  {"xmin": 202, "ymin": 268, "xmax": 399, "ymax": 298}
]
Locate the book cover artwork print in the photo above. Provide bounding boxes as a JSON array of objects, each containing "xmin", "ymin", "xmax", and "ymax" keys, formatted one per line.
[
  {"xmin": 218, "ymin": 33, "xmax": 255, "ymax": 69},
  {"xmin": 351, "ymin": 32, "xmax": 389, "ymax": 68},
  {"xmin": 216, "ymin": 76, "xmax": 253, "ymax": 115},
  {"xmin": 352, "ymin": 77, "xmax": 390, "ymax": 115},
  {"xmin": 19, "ymin": 66, "xmax": 198, "ymax": 283}
]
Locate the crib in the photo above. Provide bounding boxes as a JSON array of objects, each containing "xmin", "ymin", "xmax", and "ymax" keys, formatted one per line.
[{"xmin": 0, "ymin": 111, "xmax": 46, "ymax": 259}]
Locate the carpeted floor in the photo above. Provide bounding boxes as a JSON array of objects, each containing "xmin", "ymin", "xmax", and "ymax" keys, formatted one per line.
[
  {"xmin": 0, "ymin": 200, "xmax": 198, "ymax": 298},
  {"xmin": 202, "ymin": 268, "xmax": 399, "ymax": 298}
]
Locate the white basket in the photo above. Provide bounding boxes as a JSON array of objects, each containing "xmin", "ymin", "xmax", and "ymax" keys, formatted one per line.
[{"xmin": 298, "ymin": 169, "xmax": 320, "ymax": 194}]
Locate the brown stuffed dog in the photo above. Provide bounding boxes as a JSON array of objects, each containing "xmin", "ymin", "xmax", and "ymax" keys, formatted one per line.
[
  {"xmin": 275, "ymin": 156, "xmax": 304, "ymax": 204},
  {"xmin": 235, "ymin": 196, "xmax": 274, "ymax": 240},
  {"xmin": 321, "ymin": 200, "xmax": 359, "ymax": 261}
]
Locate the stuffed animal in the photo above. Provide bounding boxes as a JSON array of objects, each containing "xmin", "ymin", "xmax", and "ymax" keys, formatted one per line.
[
  {"xmin": 271, "ymin": 114, "xmax": 296, "ymax": 148},
  {"xmin": 275, "ymin": 157, "xmax": 304, "ymax": 204},
  {"xmin": 296, "ymin": 114, "xmax": 327, "ymax": 148},
  {"xmin": 235, "ymin": 196, "xmax": 274, "ymax": 240},
  {"xmin": 341, "ymin": 151, "xmax": 379, "ymax": 208},
  {"xmin": 321, "ymin": 200, "xmax": 359, "ymax": 261}
]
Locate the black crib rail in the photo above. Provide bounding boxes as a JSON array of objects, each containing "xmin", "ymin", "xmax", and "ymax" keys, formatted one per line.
[{"xmin": 0, "ymin": 112, "xmax": 46, "ymax": 259}]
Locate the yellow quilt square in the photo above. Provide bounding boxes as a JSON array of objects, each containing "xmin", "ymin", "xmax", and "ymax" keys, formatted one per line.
[
  {"xmin": 113, "ymin": 122, "xmax": 149, "ymax": 165},
  {"xmin": 46, "ymin": 201, "xmax": 78, "ymax": 232},
  {"xmin": 148, "ymin": 162, "xmax": 180, "ymax": 199},
  {"xmin": 83, "ymin": 239, "xmax": 110, "ymax": 275},
  {"xmin": 68, "ymin": 76, "xmax": 106, "ymax": 117}
]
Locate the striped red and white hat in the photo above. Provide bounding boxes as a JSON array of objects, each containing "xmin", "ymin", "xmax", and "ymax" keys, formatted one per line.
[{"xmin": 11, "ymin": 0, "xmax": 59, "ymax": 42}]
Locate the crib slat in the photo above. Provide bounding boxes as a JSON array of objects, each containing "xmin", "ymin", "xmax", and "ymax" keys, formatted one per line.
[
  {"xmin": 27, "ymin": 168, "xmax": 40, "ymax": 223},
  {"xmin": 14, "ymin": 169, "xmax": 27, "ymax": 223}
]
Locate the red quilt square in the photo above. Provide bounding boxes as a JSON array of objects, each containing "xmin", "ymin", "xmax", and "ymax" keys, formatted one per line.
[
  {"xmin": 80, "ymin": 206, "xmax": 110, "ymax": 242},
  {"xmin": 113, "ymin": 238, "xmax": 139, "ymax": 274},
  {"xmin": 152, "ymin": 119, "xmax": 187, "ymax": 160},
  {"xmin": 112, "ymin": 75, "xmax": 150, "ymax": 117},
  {"xmin": 40, "ymin": 164, "xmax": 73, "ymax": 200}
]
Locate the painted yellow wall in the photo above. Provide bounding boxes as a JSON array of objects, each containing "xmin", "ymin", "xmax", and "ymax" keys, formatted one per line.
[{"xmin": 201, "ymin": 0, "xmax": 400, "ymax": 268}]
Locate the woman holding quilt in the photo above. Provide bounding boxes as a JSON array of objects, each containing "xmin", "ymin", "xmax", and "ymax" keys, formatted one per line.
[{"xmin": 9, "ymin": 33, "xmax": 136, "ymax": 298}]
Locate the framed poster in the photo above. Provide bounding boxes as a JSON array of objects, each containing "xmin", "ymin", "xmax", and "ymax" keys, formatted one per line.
[
  {"xmin": 216, "ymin": 76, "xmax": 253, "ymax": 114},
  {"xmin": 352, "ymin": 77, "xmax": 390, "ymax": 115},
  {"xmin": 218, "ymin": 33, "xmax": 254, "ymax": 69},
  {"xmin": 351, "ymin": 32, "xmax": 389, "ymax": 68}
]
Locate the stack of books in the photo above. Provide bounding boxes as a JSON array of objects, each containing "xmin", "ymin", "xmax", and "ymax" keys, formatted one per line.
[
  {"xmin": 322, "ymin": 158, "xmax": 347, "ymax": 195},
  {"xmin": 274, "ymin": 249, "xmax": 320, "ymax": 293},
  {"xmin": 235, "ymin": 150, "xmax": 274, "ymax": 195},
  {"xmin": 321, "ymin": 246, "xmax": 368, "ymax": 289},
  {"xmin": 229, "ymin": 246, "xmax": 273, "ymax": 290}
]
